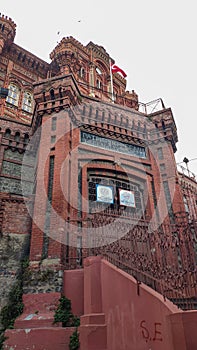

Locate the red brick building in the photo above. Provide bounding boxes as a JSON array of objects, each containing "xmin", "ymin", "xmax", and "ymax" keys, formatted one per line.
[
  {"xmin": 1, "ymin": 13, "xmax": 197, "ymax": 350},
  {"xmin": 178, "ymin": 166, "xmax": 197, "ymax": 221}
]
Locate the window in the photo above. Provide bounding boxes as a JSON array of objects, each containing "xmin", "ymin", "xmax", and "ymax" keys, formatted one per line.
[
  {"xmin": 50, "ymin": 89, "xmax": 55, "ymax": 100},
  {"xmin": 51, "ymin": 135, "xmax": 56, "ymax": 144},
  {"xmin": 96, "ymin": 67, "xmax": 102, "ymax": 75},
  {"xmin": 183, "ymin": 195, "xmax": 189, "ymax": 213},
  {"xmin": 6, "ymin": 84, "xmax": 19, "ymax": 106},
  {"xmin": 51, "ymin": 117, "xmax": 57, "ymax": 131},
  {"xmin": 4, "ymin": 128, "xmax": 11, "ymax": 138},
  {"xmin": 96, "ymin": 79, "xmax": 102, "ymax": 89},
  {"xmin": 24, "ymin": 134, "xmax": 29, "ymax": 144},
  {"xmin": 77, "ymin": 236, "xmax": 82, "ymax": 266},
  {"xmin": 14, "ymin": 132, "xmax": 20, "ymax": 142},
  {"xmin": 157, "ymin": 147, "xmax": 163, "ymax": 160},
  {"xmin": 79, "ymin": 67, "xmax": 85, "ymax": 79},
  {"xmin": 47, "ymin": 155, "xmax": 55, "ymax": 203},
  {"xmin": 88, "ymin": 175, "xmax": 142, "ymax": 214},
  {"xmin": 163, "ymin": 180, "xmax": 174, "ymax": 221},
  {"xmin": 65, "ymin": 232, "xmax": 69, "ymax": 263},
  {"xmin": 113, "ymin": 90, "xmax": 118, "ymax": 101},
  {"xmin": 160, "ymin": 163, "xmax": 166, "ymax": 172},
  {"xmin": 22, "ymin": 91, "xmax": 33, "ymax": 113}
]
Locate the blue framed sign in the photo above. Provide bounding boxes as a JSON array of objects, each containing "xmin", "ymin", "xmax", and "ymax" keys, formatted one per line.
[
  {"xmin": 96, "ymin": 184, "xmax": 114, "ymax": 204},
  {"xmin": 119, "ymin": 189, "xmax": 135, "ymax": 207}
]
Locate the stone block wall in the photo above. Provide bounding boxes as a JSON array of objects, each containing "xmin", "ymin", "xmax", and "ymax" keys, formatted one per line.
[{"xmin": 0, "ymin": 233, "xmax": 29, "ymax": 310}]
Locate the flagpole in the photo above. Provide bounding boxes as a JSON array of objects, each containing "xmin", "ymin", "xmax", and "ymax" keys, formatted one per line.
[{"xmin": 109, "ymin": 58, "xmax": 115, "ymax": 103}]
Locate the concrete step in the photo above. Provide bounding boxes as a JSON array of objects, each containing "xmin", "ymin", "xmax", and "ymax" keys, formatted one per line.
[{"xmin": 4, "ymin": 327, "xmax": 76, "ymax": 350}]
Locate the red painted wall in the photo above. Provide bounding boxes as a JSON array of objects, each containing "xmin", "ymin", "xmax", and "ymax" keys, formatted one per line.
[
  {"xmin": 168, "ymin": 311, "xmax": 197, "ymax": 350},
  {"xmin": 63, "ymin": 269, "xmax": 84, "ymax": 316},
  {"xmin": 81, "ymin": 257, "xmax": 195, "ymax": 350},
  {"xmin": 81, "ymin": 256, "xmax": 197, "ymax": 350},
  {"xmin": 4, "ymin": 257, "xmax": 197, "ymax": 350},
  {"xmin": 100, "ymin": 259, "xmax": 178, "ymax": 350}
]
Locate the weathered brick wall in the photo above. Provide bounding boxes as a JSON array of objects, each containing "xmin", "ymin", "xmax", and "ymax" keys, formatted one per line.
[
  {"xmin": 0, "ymin": 197, "xmax": 32, "ymax": 313},
  {"xmin": 1, "ymin": 199, "xmax": 31, "ymax": 234},
  {"xmin": 0, "ymin": 233, "xmax": 29, "ymax": 310}
]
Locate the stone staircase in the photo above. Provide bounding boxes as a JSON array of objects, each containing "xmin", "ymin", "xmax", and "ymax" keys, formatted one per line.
[{"xmin": 4, "ymin": 293, "xmax": 76, "ymax": 350}]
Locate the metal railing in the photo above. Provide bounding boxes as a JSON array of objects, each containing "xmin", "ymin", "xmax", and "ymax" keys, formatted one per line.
[{"xmin": 62, "ymin": 215, "xmax": 197, "ymax": 310}]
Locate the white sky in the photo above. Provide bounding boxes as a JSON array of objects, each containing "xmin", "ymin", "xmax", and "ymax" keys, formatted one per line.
[{"xmin": 1, "ymin": 0, "xmax": 197, "ymax": 176}]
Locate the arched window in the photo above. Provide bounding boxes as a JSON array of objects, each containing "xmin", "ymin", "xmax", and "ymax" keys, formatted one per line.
[
  {"xmin": 183, "ymin": 195, "xmax": 189, "ymax": 213},
  {"xmin": 113, "ymin": 89, "xmax": 118, "ymax": 101},
  {"xmin": 79, "ymin": 67, "xmax": 85, "ymax": 79},
  {"xmin": 96, "ymin": 67, "xmax": 102, "ymax": 75},
  {"xmin": 59, "ymin": 87, "xmax": 63, "ymax": 98},
  {"xmin": 6, "ymin": 84, "xmax": 19, "ymax": 106},
  {"xmin": 5, "ymin": 128, "xmax": 11, "ymax": 138},
  {"xmin": 24, "ymin": 133, "xmax": 29, "ymax": 144},
  {"xmin": 96, "ymin": 79, "xmax": 102, "ymax": 89},
  {"xmin": 50, "ymin": 89, "xmax": 55, "ymax": 100},
  {"xmin": 22, "ymin": 91, "xmax": 33, "ymax": 113},
  {"xmin": 14, "ymin": 132, "xmax": 20, "ymax": 142}
]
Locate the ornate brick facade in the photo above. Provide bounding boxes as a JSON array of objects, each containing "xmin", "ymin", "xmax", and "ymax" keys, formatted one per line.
[{"xmin": 0, "ymin": 13, "xmax": 197, "ymax": 314}]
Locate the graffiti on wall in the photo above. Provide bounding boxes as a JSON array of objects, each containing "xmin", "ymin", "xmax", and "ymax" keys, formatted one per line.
[{"xmin": 140, "ymin": 320, "xmax": 163, "ymax": 343}]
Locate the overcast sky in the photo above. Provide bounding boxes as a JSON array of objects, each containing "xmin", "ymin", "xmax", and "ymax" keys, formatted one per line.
[{"xmin": 1, "ymin": 0, "xmax": 197, "ymax": 176}]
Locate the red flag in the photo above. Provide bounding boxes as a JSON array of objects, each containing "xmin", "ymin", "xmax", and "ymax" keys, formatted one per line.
[{"xmin": 111, "ymin": 63, "xmax": 127, "ymax": 78}]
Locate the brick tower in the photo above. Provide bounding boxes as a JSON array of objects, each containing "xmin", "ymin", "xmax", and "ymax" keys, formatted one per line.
[
  {"xmin": 0, "ymin": 15, "xmax": 196, "ymax": 319},
  {"xmin": 28, "ymin": 36, "xmax": 186, "ymax": 279},
  {"xmin": 1, "ymin": 15, "xmax": 197, "ymax": 350}
]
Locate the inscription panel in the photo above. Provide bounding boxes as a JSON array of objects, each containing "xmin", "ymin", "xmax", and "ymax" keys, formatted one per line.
[{"xmin": 81, "ymin": 131, "xmax": 146, "ymax": 158}]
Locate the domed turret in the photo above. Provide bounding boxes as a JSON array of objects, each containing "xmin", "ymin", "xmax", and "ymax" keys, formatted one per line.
[{"xmin": 0, "ymin": 13, "xmax": 16, "ymax": 54}]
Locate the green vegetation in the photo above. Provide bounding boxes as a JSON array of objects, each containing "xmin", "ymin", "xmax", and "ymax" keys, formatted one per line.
[
  {"xmin": 0, "ymin": 269, "xmax": 80, "ymax": 350},
  {"xmin": 0, "ymin": 258, "xmax": 29, "ymax": 349},
  {"xmin": 0, "ymin": 332, "xmax": 7, "ymax": 350},
  {"xmin": 0, "ymin": 280, "xmax": 23, "ymax": 330},
  {"xmin": 53, "ymin": 296, "xmax": 80, "ymax": 349},
  {"xmin": 53, "ymin": 296, "xmax": 80, "ymax": 327},
  {"xmin": 69, "ymin": 329, "xmax": 80, "ymax": 350}
]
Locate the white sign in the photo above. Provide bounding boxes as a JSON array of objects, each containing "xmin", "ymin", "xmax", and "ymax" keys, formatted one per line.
[
  {"xmin": 119, "ymin": 189, "xmax": 135, "ymax": 207},
  {"xmin": 96, "ymin": 184, "xmax": 114, "ymax": 204}
]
